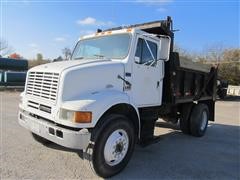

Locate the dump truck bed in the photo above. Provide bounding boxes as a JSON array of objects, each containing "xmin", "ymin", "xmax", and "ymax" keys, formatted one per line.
[
  {"xmin": 163, "ymin": 52, "xmax": 217, "ymax": 105},
  {"xmin": 105, "ymin": 19, "xmax": 172, "ymax": 36},
  {"xmin": 178, "ymin": 57, "xmax": 211, "ymax": 73}
]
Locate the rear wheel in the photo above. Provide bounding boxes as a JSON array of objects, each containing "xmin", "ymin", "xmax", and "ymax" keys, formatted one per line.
[
  {"xmin": 85, "ymin": 114, "xmax": 135, "ymax": 178},
  {"xmin": 189, "ymin": 103, "xmax": 209, "ymax": 137},
  {"xmin": 31, "ymin": 133, "xmax": 52, "ymax": 145}
]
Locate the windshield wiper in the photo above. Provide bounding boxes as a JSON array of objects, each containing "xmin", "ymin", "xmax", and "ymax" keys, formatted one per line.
[
  {"xmin": 74, "ymin": 57, "xmax": 84, "ymax": 60},
  {"xmin": 93, "ymin": 54, "xmax": 105, "ymax": 58}
]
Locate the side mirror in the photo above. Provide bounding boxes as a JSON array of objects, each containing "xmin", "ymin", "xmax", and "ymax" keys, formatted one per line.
[
  {"xmin": 159, "ymin": 36, "xmax": 171, "ymax": 61},
  {"xmin": 134, "ymin": 56, "xmax": 141, "ymax": 64}
]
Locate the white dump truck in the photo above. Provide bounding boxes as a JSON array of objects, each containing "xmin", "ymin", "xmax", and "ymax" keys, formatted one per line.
[{"xmin": 18, "ymin": 17, "xmax": 217, "ymax": 178}]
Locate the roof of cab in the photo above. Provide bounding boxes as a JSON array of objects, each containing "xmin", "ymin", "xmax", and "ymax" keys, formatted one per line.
[{"xmin": 79, "ymin": 28, "xmax": 135, "ymax": 40}]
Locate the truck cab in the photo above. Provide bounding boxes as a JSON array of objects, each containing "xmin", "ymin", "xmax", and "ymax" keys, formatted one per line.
[{"xmin": 18, "ymin": 17, "xmax": 216, "ymax": 178}]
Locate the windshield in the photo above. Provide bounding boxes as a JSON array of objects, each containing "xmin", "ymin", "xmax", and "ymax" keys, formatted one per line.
[{"xmin": 71, "ymin": 33, "xmax": 131, "ymax": 60}]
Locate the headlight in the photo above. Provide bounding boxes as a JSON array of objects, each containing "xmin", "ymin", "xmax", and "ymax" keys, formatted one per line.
[{"xmin": 59, "ymin": 108, "xmax": 92, "ymax": 123}]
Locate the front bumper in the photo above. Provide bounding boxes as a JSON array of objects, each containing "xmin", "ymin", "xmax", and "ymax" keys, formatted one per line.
[{"xmin": 18, "ymin": 106, "xmax": 91, "ymax": 150}]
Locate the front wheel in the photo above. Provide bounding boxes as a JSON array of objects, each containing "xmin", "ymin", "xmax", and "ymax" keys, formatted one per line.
[{"xmin": 85, "ymin": 114, "xmax": 135, "ymax": 178}]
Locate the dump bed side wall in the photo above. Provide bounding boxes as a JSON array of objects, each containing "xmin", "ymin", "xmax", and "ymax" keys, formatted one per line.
[{"xmin": 162, "ymin": 52, "xmax": 217, "ymax": 105}]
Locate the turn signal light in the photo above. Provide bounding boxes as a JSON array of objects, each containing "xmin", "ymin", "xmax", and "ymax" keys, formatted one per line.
[{"xmin": 74, "ymin": 112, "xmax": 92, "ymax": 123}]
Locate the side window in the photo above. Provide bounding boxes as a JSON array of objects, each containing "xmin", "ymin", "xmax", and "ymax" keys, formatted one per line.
[
  {"xmin": 135, "ymin": 38, "xmax": 157, "ymax": 64},
  {"xmin": 135, "ymin": 38, "xmax": 143, "ymax": 58}
]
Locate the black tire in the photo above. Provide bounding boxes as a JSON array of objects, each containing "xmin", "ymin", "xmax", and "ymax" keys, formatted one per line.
[
  {"xmin": 85, "ymin": 114, "xmax": 135, "ymax": 178},
  {"xmin": 31, "ymin": 133, "xmax": 52, "ymax": 145},
  {"xmin": 180, "ymin": 104, "xmax": 193, "ymax": 134},
  {"xmin": 189, "ymin": 103, "xmax": 209, "ymax": 137}
]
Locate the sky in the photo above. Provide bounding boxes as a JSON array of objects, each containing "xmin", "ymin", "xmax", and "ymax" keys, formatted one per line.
[{"xmin": 0, "ymin": 0, "xmax": 239, "ymax": 59}]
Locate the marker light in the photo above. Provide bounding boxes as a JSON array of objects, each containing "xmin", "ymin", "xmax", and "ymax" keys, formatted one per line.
[{"xmin": 126, "ymin": 28, "xmax": 132, "ymax": 32}]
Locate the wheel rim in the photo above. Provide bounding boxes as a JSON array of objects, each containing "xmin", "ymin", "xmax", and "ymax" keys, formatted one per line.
[
  {"xmin": 200, "ymin": 110, "xmax": 208, "ymax": 131},
  {"xmin": 104, "ymin": 129, "xmax": 129, "ymax": 166}
]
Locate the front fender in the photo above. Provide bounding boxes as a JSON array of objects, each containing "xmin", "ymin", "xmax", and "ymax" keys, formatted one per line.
[{"xmin": 61, "ymin": 90, "xmax": 139, "ymax": 128}]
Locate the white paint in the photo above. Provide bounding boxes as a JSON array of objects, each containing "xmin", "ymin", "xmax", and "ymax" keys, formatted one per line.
[{"xmin": 19, "ymin": 28, "xmax": 171, "ymax": 149}]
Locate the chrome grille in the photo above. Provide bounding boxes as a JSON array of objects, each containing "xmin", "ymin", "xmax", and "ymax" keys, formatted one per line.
[{"xmin": 26, "ymin": 72, "xmax": 59, "ymax": 102}]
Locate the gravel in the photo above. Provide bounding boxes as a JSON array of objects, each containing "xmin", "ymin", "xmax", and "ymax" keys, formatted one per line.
[{"xmin": 1, "ymin": 92, "xmax": 239, "ymax": 179}]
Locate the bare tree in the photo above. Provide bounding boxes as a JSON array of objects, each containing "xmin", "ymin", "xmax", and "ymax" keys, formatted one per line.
[
  {"xmin": 0, "ymin": 38, "xmax": 13, "ymax": 57},
  {"xmin": 223, "ymin": 48, "xmax": 240, "ymax": 62},
  {"xmin": 203, "ymin": 43, "xmax": 225, "ymax": 62},
  {"xmin": 9, "ymin": 53, "xmax": 22, "ymax": 59},
  {"xmin": 218, "ymin": 48, "xmax": 240, "ymax": 85},
  {"xmin": 62, "ymin": 47, "xmax": 71, "ymax": 60},
  {"xmin": 36, "ymin": 53, "xmax": 43, "ymax": 61},
  {"xmin": 174, "ymin": 44, "xmax": 188, "ymax": 57}
]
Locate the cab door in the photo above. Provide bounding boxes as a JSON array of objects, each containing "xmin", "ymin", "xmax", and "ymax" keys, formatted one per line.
[{"xmin": 131, "ymin": 35, "xmax": 164, "ymax": 107}]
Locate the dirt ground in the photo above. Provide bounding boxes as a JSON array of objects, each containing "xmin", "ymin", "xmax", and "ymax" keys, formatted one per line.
[{"xmin": 1, "ymin": 91, "xmax": 239, "ymax": 179}]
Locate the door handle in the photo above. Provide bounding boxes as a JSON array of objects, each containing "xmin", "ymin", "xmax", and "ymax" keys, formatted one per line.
[{"xmin": 157, "ymin": 81, "xmax": 160, "ymax": 88}]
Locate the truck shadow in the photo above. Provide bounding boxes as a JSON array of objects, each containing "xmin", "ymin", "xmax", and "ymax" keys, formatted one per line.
[
  {"xmin": 45, "ymin": 122, "xmax": 239, "ymax": 179},
  {"xmin": 112, "ymin": 122, "xmax": 240, "ymax": 179},
  {"xmin": 45, "ymin": 142, "xmax": 83, "ymax": 154}
]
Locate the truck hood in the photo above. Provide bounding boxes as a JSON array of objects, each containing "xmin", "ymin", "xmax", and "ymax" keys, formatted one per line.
[
  {"xmin": 29, "ymin": 59, "xmax": 112, "ymax": 73},
  {"xmin": 60, "ymin": 59, "xmax": 125, "ymax": 101}
]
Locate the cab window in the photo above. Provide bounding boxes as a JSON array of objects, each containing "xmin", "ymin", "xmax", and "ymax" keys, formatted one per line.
[{"xmin": 135, "ymin": 38, "xmax": 157, "ymax": 64}]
